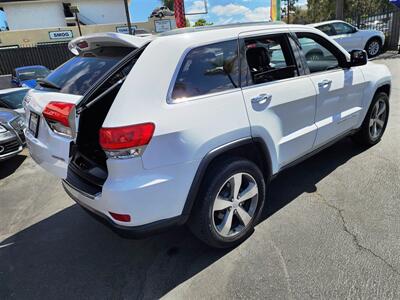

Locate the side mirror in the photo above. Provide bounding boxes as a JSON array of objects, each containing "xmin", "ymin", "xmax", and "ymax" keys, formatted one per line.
[{"xmin": 350, "ymin": 49, "xmax": 367, "ymax": 67}]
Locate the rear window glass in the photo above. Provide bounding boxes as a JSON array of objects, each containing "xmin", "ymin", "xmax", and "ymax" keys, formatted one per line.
[
  {"xmin": 18, "ymin": 67, "xmax": 50, "ymax": 81},
  {"xmin": 171, "ymin": 40, "xmax": 239, "ymax": 100},
  {"xmin": 37, "ymin": 47, "xmax": 132, "ymax": 95}
]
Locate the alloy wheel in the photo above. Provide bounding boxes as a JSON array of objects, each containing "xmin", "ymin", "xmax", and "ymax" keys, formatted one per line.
[
  {"xmin": 212, "ymin": 173, "xmax": 259, "ymax": 238},
  {"xmin": 368, "ymin": 41, "xmax": 380, "ymax": 57},
  {"xmin": 369, "ymin": 98, "xmax": 387, "ymax": 140}
]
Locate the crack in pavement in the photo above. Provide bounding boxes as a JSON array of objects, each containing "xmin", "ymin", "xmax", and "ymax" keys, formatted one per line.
[{"xmin": 313, "ymin": 191, "xmax": 400, "ymax": 277}]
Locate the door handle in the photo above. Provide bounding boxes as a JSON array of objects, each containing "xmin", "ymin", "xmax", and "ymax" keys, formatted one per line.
[
  {"xmin": 318, "ymin": 79, "xmax": 332, "ymax": 87},
  {"xmin": 251, "ymin": 93, "xmax": 272, "ymax": 104}
]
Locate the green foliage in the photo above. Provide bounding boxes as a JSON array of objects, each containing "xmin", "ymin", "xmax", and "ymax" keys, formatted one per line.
[
  {"xmin": 194, "ymin": 18, "xmax": 213, "ymax": 27},
  {"xmin": 306, "ymin": 0, "xmax": 393, "ymax": 23},
  {"xmin": 160, "ymin": 0, "xmax": 174, "ymax": 11}
]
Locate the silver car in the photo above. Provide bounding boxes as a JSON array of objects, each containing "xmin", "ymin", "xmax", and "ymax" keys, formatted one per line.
[{"xmin": 0, "ymin": 108, "xmax": 26, "ymax": 161}]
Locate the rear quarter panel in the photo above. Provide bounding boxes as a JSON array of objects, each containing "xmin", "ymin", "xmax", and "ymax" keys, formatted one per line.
[{"xmin": 103, "ymin": 35, "xmax": 251, "ymax": 170}]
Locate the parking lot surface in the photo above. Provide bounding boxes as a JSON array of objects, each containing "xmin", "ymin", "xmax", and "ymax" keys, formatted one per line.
[{"xmin": 1, "ymin": 55, "xmax": 400, "ymax": 299}]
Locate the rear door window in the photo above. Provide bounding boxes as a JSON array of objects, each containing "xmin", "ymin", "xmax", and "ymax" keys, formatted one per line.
[
  {"xmin": 171, "ymin": 40, "xmax": 239, "ymax": 100},
  {"xmin": 316, "ymin": 24, "xmax": 336, "ymax": 36},
  {"xmin": 242, "ymin": 34, "xmax": 298, "ymax": 86},
  {"xmin": 37, "ymin": 47, "xmax": 133, "ymax": 95}
]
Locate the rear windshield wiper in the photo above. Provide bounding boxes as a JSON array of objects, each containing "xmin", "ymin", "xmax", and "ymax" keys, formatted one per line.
[{"xmin": 37, "ymin": 79, "xmax": 61, "ymax": 90}]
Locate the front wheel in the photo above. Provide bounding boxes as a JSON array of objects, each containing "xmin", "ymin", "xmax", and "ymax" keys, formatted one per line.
[
  {"xmin": 188, "ymin": 157, "xmax": 266, "ymax": 248},
  {"xmin": 353, "ymin": 92, "xmax": 389, "ymax": 146}
]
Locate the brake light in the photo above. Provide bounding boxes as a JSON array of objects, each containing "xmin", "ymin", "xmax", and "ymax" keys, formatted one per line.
[
  {"xmin": 43, "ymin": 102, "xmax": 75, "ymax": 137},
  {"xmin": 99, "ymin": 123, "xmax": 155, "ymax": 150}
]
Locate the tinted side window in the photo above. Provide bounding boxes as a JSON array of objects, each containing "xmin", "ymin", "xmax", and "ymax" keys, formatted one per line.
[
  {"xmin": 332, "ymin": 22, "xmax": 354, "ymax": 34},
  {"xmin": 171, "ymin": 40, "xmax": 239, "ymax": 100},
  {"xmin": 242, "ymin": 34, "xmax": 298, "ymax": 86},
  {"xmin": 296, "ymin": 34, "xmax": 340, "ymax": 73},
  {"xmin": 316, "ymin": 24, "xmax": 335, "ymax": 36}
]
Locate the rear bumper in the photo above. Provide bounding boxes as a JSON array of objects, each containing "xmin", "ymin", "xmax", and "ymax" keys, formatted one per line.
[{"xmin": 62, "ymin": 180, "xmax": 186, "ymax": 238}]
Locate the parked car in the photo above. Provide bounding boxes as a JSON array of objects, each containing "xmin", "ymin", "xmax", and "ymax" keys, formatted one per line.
[
  {"xmin": 12, "ymin": 65, "xmax": 51, "ymax": 88},
  {"xmin": 24, "ymin": 25, "xmax": 391, "ymax": 248},
  {"xmin": 150, "ymin": 6, "xmax": 174, "ymax": 18},
  {"xmin": 0, "ymin": 108, "xmax": 26, "ymax": 161},
  {"xmin": 311, "ymin": 20, "xmax": 385, "ymax": 58},
  {"xmin": 0, "ymin": 87, "xmax": 29, "ymax": 115}
]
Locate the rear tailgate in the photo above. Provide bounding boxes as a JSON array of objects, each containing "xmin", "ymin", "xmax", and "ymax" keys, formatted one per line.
[{"xmin": 24, "ymin": 32, "xmax": 151, "ymax": 179}]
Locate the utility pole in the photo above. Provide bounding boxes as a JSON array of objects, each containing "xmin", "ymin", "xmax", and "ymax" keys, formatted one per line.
[
  {"xmin": 287, "ymin": 1, "xmax": 290, "ymax": 24},
  {"xmin": 70, "ymin": 6, "xmax": 82, "ymax": 36},
  {"xmin": 336, "ymin": 0, "xmax": 344, "ymax": 20},
  {"xmin": 123, "ymin": 0, "xmax": 133, "ymax": 35}
]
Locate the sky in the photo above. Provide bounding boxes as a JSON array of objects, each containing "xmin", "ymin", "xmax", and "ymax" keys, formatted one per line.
[{"xmin": 0, "ymin": 0, "xmax": 308, "ymax": 29}]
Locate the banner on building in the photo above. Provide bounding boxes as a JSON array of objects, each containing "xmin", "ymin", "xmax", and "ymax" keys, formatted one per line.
[
  {"xmin": 174, "ymin": 0, "xmax": 186, "ymax": 28},
  {"xmin": 270, "ymin": 0, "xmax": 281, "ymax": 21}
]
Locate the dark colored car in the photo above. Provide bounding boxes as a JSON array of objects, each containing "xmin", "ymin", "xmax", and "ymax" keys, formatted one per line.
[
  {"xmin": 12, "ymin": 66, "xmax": 51, "ymax": 88},
  {"xmin": 0, "ymin": 108, "xmax": 26, "ymax": 161},
  {"xmin": 0, "ymin": 88, "xmax": 29, "ymax": 114},
  {"xmin": 150, "ymin": 6, "xmax": 174, "ymax": 18}
]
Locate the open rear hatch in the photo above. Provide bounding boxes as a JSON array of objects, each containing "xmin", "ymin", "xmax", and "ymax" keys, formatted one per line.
[{"xmin": 25, "ymin": 33, "xmax": 151, "ymax": 182}]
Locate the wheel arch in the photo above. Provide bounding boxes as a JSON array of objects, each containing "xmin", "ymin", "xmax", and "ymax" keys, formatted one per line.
[
  {"xmin": 365, "ymin": 35, "xmax": 384, "ymax": 49},
  {"xmin": 181, "ymin": 137, "xmax": 273, "ymax": 218}
]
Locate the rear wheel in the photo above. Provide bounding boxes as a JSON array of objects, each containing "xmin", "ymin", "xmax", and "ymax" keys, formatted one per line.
[
  {"xmin": 353, "ymin": 92, "xmax": 389, "ymax": 146},
  {"xmin": 365, "ymin": 38, "xmax": 382, "ymax": 58},
  {"xmin": 188, "ymin": 157, "xmax": 266, "ymax": 248}
]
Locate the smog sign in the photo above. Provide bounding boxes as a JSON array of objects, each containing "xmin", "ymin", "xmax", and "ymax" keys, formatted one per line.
[
  {"xmin": 116, "ymin": 26, "xmax": 137, "ymax": 34},
  {"xmin": 49, "ymin": 30, "xmax": 74, "ymax": 40},
  {"xmin": 155, "ymin": 19, "xmax": 172, "ymax": 33}
]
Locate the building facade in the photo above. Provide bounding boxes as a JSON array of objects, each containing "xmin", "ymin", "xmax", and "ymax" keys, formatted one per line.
[
  {"xmin": 0, "ymin": 0, "xmax": 177, "ymax": 47},
  {"xmin": 0, "ymin": 0, "xmax": 130, "ymax": 30}
]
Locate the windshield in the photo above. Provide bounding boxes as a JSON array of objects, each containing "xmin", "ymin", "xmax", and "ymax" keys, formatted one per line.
[
  {"xmin": 18, "ymin": 67, "xmax": 50, "ymax": 81},
  {"xmin": 38, "ymin": 47, "xmax": 133, "ymax": 96},
  {"xmin": 0, "ymin": 89, "xmax": 29, "ymax": 109}
]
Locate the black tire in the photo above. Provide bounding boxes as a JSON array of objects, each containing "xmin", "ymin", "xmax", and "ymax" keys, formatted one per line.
[
  {"xmin": 353, "ymin": 92, "xmax": 389, "ymax": 146},
  {"xmin": 188, "ymin": 157, "xmax": 266, "ymax": 248},
  {"xmin": 365, "ymin": 38, "xmax": 382, "ymax": 58}
]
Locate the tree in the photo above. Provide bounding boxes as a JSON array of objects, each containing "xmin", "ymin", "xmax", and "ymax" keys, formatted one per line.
[
  {"xmin": 194, "ymin": 18, "xmax": 213, "ymax": 27},
  {"xmin": 281, "ymin": 0, "xmax": 299, "ymax": 23},
  {"xmin": 160, "ymin": 0, "xmax": 174, "ymax": 10}
]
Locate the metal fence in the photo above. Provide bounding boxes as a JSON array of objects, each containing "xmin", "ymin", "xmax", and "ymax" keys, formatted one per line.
[
  {"xmin": 345, "ymin": 7, "xmax": 400, "ymax": 51},
  {"xmin": 0, "ymin": 43, "xmax": 73, "ymax": 75}
]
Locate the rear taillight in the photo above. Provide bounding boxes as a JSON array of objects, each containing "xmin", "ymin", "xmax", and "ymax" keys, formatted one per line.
[
  {"xmin": 43, "ymin": 102, "xmax": 75, "ymax": 137},
  {"xmin": 99, "ymin": 123, "xmax": 155, "ymax": 158}
]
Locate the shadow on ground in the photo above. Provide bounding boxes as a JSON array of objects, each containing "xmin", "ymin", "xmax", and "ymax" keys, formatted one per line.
[
  {"xmin": 0, "ymin": 154, "xmax": 27, "ymax": 180},
  {"xmin": 0, "ymin": 138, "xmax": 368, "ymax": 299}
]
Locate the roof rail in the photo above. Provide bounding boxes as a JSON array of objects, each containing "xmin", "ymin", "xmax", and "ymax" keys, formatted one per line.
[{"xmin": 159, "ymin": 21, "xmax": 286, "ymax": 36}]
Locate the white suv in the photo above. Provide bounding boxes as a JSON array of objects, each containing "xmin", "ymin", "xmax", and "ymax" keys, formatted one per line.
[{"xmin": 25, "ymin": 24, "xmax": 391, "ymax": 248}]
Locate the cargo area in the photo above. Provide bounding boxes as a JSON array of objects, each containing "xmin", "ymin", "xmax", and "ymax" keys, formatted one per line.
[{"xmin": 67, "ymin": 48, "xmax": 144, "ymax": 194}]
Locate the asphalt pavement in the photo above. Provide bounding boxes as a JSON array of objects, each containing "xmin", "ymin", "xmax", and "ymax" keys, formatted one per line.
[{"xmin": 0, "ymin": 54, "xmax": 399, "ymax": 299}]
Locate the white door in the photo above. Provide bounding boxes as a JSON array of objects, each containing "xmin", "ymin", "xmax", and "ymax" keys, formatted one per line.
[
  {"xmin": 296, "ymin": 32, "xmax": 366, "ymax": 148},
  {"xmin": 239, "ymin": 32, "xmax": 317, "ymax": 168}
]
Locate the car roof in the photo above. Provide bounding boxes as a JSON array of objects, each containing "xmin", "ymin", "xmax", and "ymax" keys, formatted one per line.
[
  {"xmin": 0, "ymin": 87, "xmax": 29, "ymax": 95},
  {"xmin": 159, "ymin": 21, "xmax": 288, "ymax": 37},
  {"xmin": 310, "ymin": 20, "xmax": 347, "ymax": 27}
]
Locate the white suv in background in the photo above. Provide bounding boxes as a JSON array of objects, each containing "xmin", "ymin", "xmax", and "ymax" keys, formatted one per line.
[
  {"xmin": 311, "ymin": 20, "xmax": 385, "ymax": 58},
  {"xmin": 25, "ymin": 24, "xmax": 391, "ymax": 248}
]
